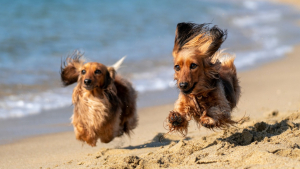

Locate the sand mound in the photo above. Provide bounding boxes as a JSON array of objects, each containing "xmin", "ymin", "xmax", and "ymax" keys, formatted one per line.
[{"xmin": 54, "ymin": 111, "xmax": 300, "ymax": 169}]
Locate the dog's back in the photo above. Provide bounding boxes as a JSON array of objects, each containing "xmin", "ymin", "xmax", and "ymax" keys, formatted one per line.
[
  {"xmin": 109, "ymin": 56, "xmax": 138, "ymax": 136},
  {"xmin": 212, "ymin": 51, "xmax": 241, "ymax": 109},
  {"xmin": 114, "ymin": 76, "xmax": 138, "ymax": 135}
]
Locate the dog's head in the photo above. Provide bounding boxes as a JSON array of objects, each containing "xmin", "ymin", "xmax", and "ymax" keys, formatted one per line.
[
  {"xmin": 172, "ymin": 22, "xmax": 226, "ymax": 95},
  {"xmin": 60, "ymin": 51, "xmax": 115, "ymax": 91}
]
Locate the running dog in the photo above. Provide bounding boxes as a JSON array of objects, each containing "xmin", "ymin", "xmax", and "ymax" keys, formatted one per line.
[
  {"xmin": 60, "ymin": 51, "xmax": 138, "ymax": 146},
  {"xmin": 166, "ymin": 23, "xmax": 241, "ymax": 136}
]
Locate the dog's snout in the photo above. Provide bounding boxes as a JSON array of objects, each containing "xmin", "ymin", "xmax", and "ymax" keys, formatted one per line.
[
  {"xmin": 179, "ymin": 82, "xmax": 188, "ymax": 89},
  {"xmin": 84, "ymin": 79, "xmax": 92, "ymax": 85}
]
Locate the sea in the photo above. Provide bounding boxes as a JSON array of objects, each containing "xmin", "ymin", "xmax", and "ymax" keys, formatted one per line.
[{"xmin": 0, "ymin": 0, "xmax": 300, "ymax": 142}]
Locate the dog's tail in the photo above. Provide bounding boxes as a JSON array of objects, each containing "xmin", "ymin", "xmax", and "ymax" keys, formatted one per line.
[
  {"xmin": 211, "ymin": 49, "xmax": 235, "ymax": 68},
  {"xmin": 112, "ymin": 56, "xmax": 126, "ymax": 71}
]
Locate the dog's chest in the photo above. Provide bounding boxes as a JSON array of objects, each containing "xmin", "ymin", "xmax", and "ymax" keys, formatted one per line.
[{"xmin": 73, "ymin": 89, "xmax": 109, "ymax": 116}]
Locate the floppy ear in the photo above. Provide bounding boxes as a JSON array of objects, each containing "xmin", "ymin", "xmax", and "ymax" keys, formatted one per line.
[
  {"xmin": 173, "ymin": 22, "xmax": 206, "ymax": 54},
  {"xmin": 107, "ymin": 67, "xmax": 116, "ymax": 79},
  {"xmin": 204, "ymin": 26, "xmax": 227, "ymax": 56},
  {"xmin": 60, "ymin": 51, "xmax": 85, "ymax": 86},
  {"xmin": 102, "ymin": 67, "xmax": 115, "ymax": 89},
  {"xmin": 173, "ymin": 22, "xmax": 227, "ymax": 57}
]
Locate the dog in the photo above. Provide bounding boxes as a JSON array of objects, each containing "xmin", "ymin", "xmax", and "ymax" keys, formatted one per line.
[
  {"xmin": 166, "ymin": 22, "xmax": 241, "ymax": 136},
  {"xmin": 60, "ymin": 51, "xmax": 138, "ymax": 146}
]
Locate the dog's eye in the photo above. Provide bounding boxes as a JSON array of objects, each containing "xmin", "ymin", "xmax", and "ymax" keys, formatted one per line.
[
  {"xmin": 81, "ymin": 70, "xmax": 86, "ymax": 74},
  {"xmin": 94, "ymin": 69, "xmax": 101, "ymax": 74},
  {"xmin": 174, "ymin": 65, "xmax": 180, "ymax": 71},
  {"xmin": 190, "ymin": 63, "xmax": 198, "ymax": 69}
]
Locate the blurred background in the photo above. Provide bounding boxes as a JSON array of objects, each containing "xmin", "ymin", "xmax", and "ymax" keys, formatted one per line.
[{"xmin": 0, "ymin": 0, "xmax": 300, "ymax": 142}]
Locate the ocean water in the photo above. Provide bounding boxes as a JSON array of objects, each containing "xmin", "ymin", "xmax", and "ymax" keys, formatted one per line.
[{"xmin": 1, "ymin": 0, "xmax": 300, "ymax": 119}]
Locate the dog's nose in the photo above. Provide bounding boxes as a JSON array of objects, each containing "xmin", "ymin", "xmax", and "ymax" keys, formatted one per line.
[
  {"xmin": 179, "ymin": 82, "xmax": 188, "ymax": 89},
  {"xmin": 84, "ymin": 79, "xmax": 92, "ymax": 85}
]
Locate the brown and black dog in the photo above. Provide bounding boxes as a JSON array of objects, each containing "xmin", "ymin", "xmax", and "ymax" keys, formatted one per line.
[
  {"xmin": 166, "ymin": 23, "xmax": 241, "ymax": 136},
  {"xmin": 60, "ymin": 51, "xmax": 138, "ymax": 146}
]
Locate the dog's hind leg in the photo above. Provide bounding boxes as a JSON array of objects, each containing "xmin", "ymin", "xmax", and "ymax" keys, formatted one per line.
[{"xmin": 120, "ymin": 111, "xmax": 138, "ymax": 136}]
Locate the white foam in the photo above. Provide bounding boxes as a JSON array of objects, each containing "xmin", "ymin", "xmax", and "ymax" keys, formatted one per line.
[
  {"xmin": 243, "ymin": 0, "xmax": 258, "ymax": 10},
  {"xmin": 0, "ymin": 88, "xmax": 72, "ymax": 119},
  {"xmin": 0, "ymin": 67, "xmax": 176, "ymax": 119},
  {"xmin": 235, "ymin": 46, "xmax": 292, "ymax": 69},
  {"xmin": 232, "ymin": 11, "xmax": 281, "ymax": 27},
  {"xmin": 131, "ymin": 67, "xmax": 175, "ymax": 93}
]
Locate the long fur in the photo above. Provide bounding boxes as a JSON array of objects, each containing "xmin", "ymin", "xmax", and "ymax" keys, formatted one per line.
[
  {"xmin": 60, "ymin": 51, "xmax": 138, "ymax": 146},
  {"xmin": 167, "ymin": 22, "xmax": 240, "ymax": 135}
]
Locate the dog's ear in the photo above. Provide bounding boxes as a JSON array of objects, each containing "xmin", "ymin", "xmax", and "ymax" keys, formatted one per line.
[
  {"xmin": 102, "ymin": 67, "xmax": 115, "ymax": 89},
  {"xmin": 173, "ymin": 22, "xmax": 195, "ymax": 55},
  {"xmin": 173, "ymin": 22, "xmax": 227, "ymax": 57},
  {"xmin": 204, "ymin": 25, "xmax": 227, "ymax": 56},
  {"xmin": 107, "ymin": 67, "xmax": 116, "ymax": 79},
  {"xmin": 60, "ymin": 51, "xmax": 85, "ymax": 86}
]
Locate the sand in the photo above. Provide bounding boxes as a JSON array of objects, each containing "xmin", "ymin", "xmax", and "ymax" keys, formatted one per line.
[{"xmin": 1, "ymin": 2, "xmax": 300, "ymax": 169}]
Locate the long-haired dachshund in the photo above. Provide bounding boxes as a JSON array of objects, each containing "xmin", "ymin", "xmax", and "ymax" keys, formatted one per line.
[
  {"xmin": 166, "ymin": 22, "xmax": 241, "ymax": 136},
  {"xmin": 60, "ymin": 51, "xmax": 138, "ymax": 146}
]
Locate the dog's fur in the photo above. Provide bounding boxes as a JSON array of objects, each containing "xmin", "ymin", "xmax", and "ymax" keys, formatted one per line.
[
  {"xmin": 167, "ymin": 23, "xmax": 241, "ymax": 136},
  {"xmin": 60, "ymin": 51, "xmax": 138, "ymax": 146}
]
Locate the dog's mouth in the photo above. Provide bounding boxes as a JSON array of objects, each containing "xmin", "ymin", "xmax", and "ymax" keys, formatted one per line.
[
  {"xmin": 83, "ymin": 85, "xmax": 94, "ymax": 91},
  {"xmin": 181, "ymin": 82, "xmax": 197, "ymax": 95}
]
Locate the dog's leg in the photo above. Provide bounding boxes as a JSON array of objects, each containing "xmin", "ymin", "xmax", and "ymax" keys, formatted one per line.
[
  {"xmin": 99, "ymin": 115, "xmax": 121, "ymax": 143},
  {"xmin": 167, "ymin": 96, "xmax": 192, "ymax": 136},
  {"xmin": 73, "ymin": 123, "xmax": 97, "ymax": 146},
  {"xmin": 199, "ymin": 81, "xmax": 236, "ymax": 129},
  {"xmin": 200, "ymin": 106, "xmax": 235, "ymax": 128},
  {"xmin": 199, "ymin": 107, "xmax": 220, "ymax": 128},
  {"xmin": 120, "ymin": 112, "xmax": 138, "ymax": 137},
  {"xmin": 167, "ymin": 110, "xmax": 189, "ymax": 136},
  {"xmin": 99, "ymin": 126, "xmax": 116, "ymax": 143}
]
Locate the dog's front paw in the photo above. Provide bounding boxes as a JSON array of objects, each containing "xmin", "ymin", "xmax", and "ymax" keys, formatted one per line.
[
  {"xmin": 200, "ymin": 116, "xmax": 217, "ymax": 129},
  {"xmin": 166, "ymin": 111, "xmax": 188, "ymax": 136},
  {"xmin": 199, "ymin": 114, "xmax": 236, "ymax": 129},
  {"xmin": 169, "ymin": 111, "xmax": 183, "ymax": 127}
]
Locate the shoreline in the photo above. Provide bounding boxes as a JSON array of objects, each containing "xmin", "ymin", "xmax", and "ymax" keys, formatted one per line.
[{"xmin": 0, "ymin": 87, "xmax": 180, "ymax": 146}]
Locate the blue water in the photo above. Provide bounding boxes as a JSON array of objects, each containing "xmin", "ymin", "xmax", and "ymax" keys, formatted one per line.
[{"xmin": 0, "ymin": 0, "xmax": 300, "ymax": 119}]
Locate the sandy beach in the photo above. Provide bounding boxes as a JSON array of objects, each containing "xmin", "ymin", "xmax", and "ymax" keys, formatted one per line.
[{"xmin": 1, "ymin": 1, "xmax": 300, "ymax": 169}]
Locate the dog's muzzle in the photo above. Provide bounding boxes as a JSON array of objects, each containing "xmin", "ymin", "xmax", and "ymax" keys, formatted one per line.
[
  {"xmin": 179, "ymin": 82, "xmax": 188, "ymax": 89},
  {"xmin": 84, "ymin": 79, "xmax": 94, "ymax": 90},
  {"xmin": 180, "ymin": 82, "xmax": 197, "ymax": 94},
  {"xmin": 84, "ymin": 79, "xmax": 92, "ymax": 85}
]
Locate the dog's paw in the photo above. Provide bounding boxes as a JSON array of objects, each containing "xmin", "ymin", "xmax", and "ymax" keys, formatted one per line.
[
  {"xmin": 199, "ymin": 114, "xmax": 237, "ymax": 129},
  {"xmin": 166, "ymin": 111, "xmax": 188, "ymax": 136},
  {"xmin": 200, "ymin": 116, "xmax": 218, "ymax": 129},
  {"xmin": 168, "ymin": 111, "xmax": 183, "ymax": 127}
]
